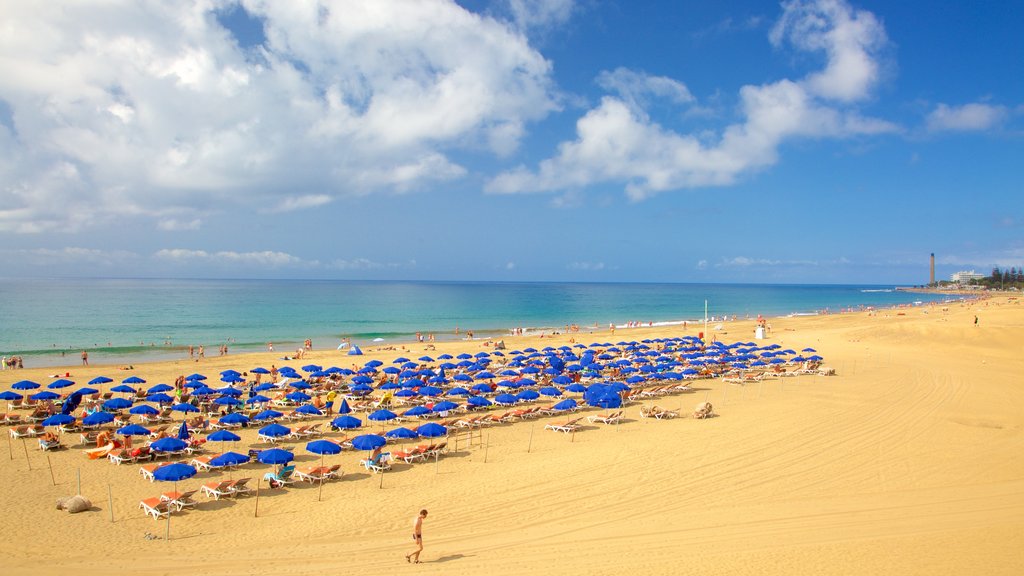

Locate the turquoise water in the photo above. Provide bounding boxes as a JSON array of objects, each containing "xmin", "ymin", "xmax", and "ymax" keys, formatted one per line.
[{"xmin": 0, "ymin": 278, "xmax": 955, "ymax": 367}]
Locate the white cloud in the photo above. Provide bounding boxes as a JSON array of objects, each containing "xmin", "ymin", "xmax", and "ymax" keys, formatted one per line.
[
  {"xmin": 568, "ymin": 261, "xmax": 605, "ymax": 271},
  {"xmin": 327, "ymin": 257, "xmax": 414, "ymax": 271},
  {"xmin": 926, "ymin": 103, "xmax": 1009, "ymax": 132},
  {"xmin": 504, "ymin": 0, "xmax": 575, "ymax": 32},
  {"xmin": 488, "ymin": 0, "xmax": 896, "ymax": 200},
  {"xmin": 0, "ymin": 0, "xmax": 559, "ymax": 233},
  {"xmin": 4, "ymin": 246, "xmax": 137, "ymax": 264},
  {"xmin": 716, "ymin": 256, "xmax": 822, "ymax": 267},
  {"xmin": 274, "ymin": 194, "xmax": 332, "ymax": 212},
  {"xmin": 596, "ymin": 68, "xmax": 694, "ymax": 111},
  {"xmin": 154, "ymin": 248, "xmax": 306, "ymax": 267},
  {"xmin": 157, "ymin": 218, "xmax": 202, "ymax": 231},
  {"xmin": 770, "ymin": 0, "xmax": 886, "ymax": 102}
]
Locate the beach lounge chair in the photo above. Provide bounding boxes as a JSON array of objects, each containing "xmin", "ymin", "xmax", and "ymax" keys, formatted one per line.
[
  {"xmin": 544, "ymin": 417, "xmax": 583, "ymax": 434},
  {"xmin": 1, "ymin": 413, "xmax": 23, "ymax": 426},
  {"xmin": 9, "ymin": 425, "xmax": 42, "ymax": 439},
  {"xmin": 189, "ymin": 454, "xmax": 220, "ymax": 471},
  {"xmin": 38, "ymin": 434, "xmax": 63, "ymax": 451},
  {"xmin": 587, "ymin": 410, "xmax": 623, "ymax": 425},
  {"xmin": 321, "ymin": 464, "xmax": 342, "ymax": 481},
  {"xmin": 263, "ymin": 465, "xmax": 296, "ymax": 488},
  {"xmin": 140, "ymin": 497, "xmax": 172, "ymax": 520},
  {"xmin": 201, "ymin": 480, "xmax": 235, "ymax": 499},
  {"xmin": 107, "ymin": 448, "xmax": 136, "ymax": 465},
  {"xmin": 295, "ymin": 465, "xmax": 336, "ymax": 483},
  {"xmin": 140, "ymin": 463, "xmax": 168, "ymax": 482},
  {"xmin": 393, "ymin": 445, "xmax": 427, "ymax": 463},
  {"xmin": 361, "ymin": 452, "xmax": 392, "ymax": 474},
  {"xmin": 286, "ymin": 425, "xmax": 312, "ymax": 439},
  {"xmin": 294, "ymin": 465, "xmax": 322, "ymax": 482},
  {"xmin": 161, "ymin": 490, "xmax": 198, "ymax": 511},
  {"xmin": 646, "ymin": 405, "xmax": 678, "ymax": 419},
  {"xmin": 228, "ymin": 477, "xmax": 253, "ymax": 496},
  {"xmin": 79, "ymin": 431, "xmax": 100, "ymax": 446}
]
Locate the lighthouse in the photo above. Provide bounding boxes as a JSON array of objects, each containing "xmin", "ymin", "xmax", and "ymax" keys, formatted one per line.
[{"xmin": 930, "ymin": 253, "xmax": 935, "ymax": 286}]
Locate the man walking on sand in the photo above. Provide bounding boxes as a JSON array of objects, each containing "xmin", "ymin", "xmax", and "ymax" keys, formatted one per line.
[{"xmin": 405, "ymin": 509, "xmax": 428, "ymax": 564}]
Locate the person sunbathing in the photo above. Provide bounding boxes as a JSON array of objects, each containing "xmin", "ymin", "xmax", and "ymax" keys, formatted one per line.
[{"xmin": 38, "ymin": 431, "xmax": 60, "ymax": 449}]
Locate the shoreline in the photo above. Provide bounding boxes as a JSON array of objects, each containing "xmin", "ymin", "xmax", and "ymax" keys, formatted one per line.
[{"xmin": 3, "ymin": 296, "xmax": 972, "ymax": 370}]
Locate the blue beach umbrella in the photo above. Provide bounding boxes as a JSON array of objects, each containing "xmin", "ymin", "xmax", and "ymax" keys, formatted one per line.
[
  {"xmin": 31, "ymin": 390, "xmax": 62, "ymax": 401},
  {"xmin": 210, "ymin": 452, "xmax": 250, "ymax": 467},
  {"xmin": 150, "ymin": 437, "xmax": 188, "ymax": 453},
  {"xmin": 403, "ymin": 406, "xmax": 431, "ymax": 417},
  {"xmin": 258, "ymin": 423, "xmax": 290, "ymax": 439},
  {"xmin": 117, "ymin": 423, "xmax": 151, "ymax": 436},
  {"xmin": 306, "ymin": 439, "xmax": 342, "ymax": 456},
  {"xmin": 539, "ymin": 386, "xmax": 563, "ymax": 397},
  {"xmin": 171, "ymin": 403, "xmax": 199, "ymax": 414},
  {"xmin": 285, "ymin": 391, "xmax": 311, "ymax": 403},
  {"xmin": 553, "ymin": 398, "xmax": 578, "ymax": 411},
  {"xmin": 431, "ymin": 400, "xmax": 458, "ymax": 413},
  {"xmin": 214, "ymin": 396, "xmax": 242, "ymax": 407},
  {"xmin": 416, "ymin": 422, "xmax": 448, "ymax": 438},
  {"xmin": 368, "ymin": 409, "xmax": 398, "ymax": 422},
  {"xmin": 82, "ymin": 411, "xmax": 115, "ymax": 426},
  {"xmin": 252, "ymin": 409, "xmax": 283, "ymax": 421},
  {"xmin": 111, "ymin": 385, "xmax": 137, "ymax": 394},
  {"xmin": 246, "ymin": 394, "xmax": 272, "ymax": 405},
  {"xmin": 88, "ymin": 376, "xmax": 113, "ymax": 385},
  {"xmin": 147, "ymin": 393, "xmax": 174, "ymax": 403},
  {"xmin": 47, "ymin": 379, "xmax": 75, "ymax": 389},
  {"xmin": 122, "ymin": 376, "xmax": 146, "ymax": 385},
  {"xmin": 494, "ymin": 393, "xmax": 518, "ymax": 406},
  {"xmin": 467, "ymin": 396, "xmax": 492, "ymax": 408},
  {"xmin": 351, "ymin": 434, "xmax": 386, "ymax": 451},
  {"xmin": 0, "ymin": 391, "xmax": 23, "ymax": 401},
  {"xmin": 516, "ymin": 389, "xmax": 540, "ymax": 401},
  {"xmin": 129, "ymin": 404, "xmax": 159, "ymax": 416},
  {"xmin": 207, "ymin": 429, "xmax": 242, "ymax": 442},
  {"xmin": 218, "ymin": 413, "xmax": 250, "ymax": 426},
  {"xmin": 385, "ymin": 427, "xmax": 419, "ymax": 440},
  {"xmin": 257, "ymin": 448, "xmax": 294, "ymax": 465},
  {"xmin": 11, "ymin": 380, "xmax": 40, "ymax": 390},
  {"xmin": 295, "ymin": 404, "xmax": 322, "ymax": 416},
  {"xmin": 337, "ymin": 398, "xmax": 352, "ymax": 414},
  {"xmin": 148, "ymin": 383, "xmax": 174, "ymax": 394},
  {"xmin": 153, "ymin": 462, "xmax": 197, "ymax": 482},
  {"xmin": 42, "ymin": 414, "xmax": 76, "ymax": 427},
  {"xmin": 331, "ymin": 415, "xmax": 362, "ymax": 430}
]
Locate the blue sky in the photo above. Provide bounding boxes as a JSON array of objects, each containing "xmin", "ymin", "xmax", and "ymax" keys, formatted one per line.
[{"xmin": 0, "ymin": 0, "xmax": 1020, "ymax": 284}]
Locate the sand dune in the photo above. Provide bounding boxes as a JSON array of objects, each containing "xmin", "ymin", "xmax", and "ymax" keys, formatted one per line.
[{"xmin": 2, "ymin": 297, "xmax": 1022, "ymax": 575}]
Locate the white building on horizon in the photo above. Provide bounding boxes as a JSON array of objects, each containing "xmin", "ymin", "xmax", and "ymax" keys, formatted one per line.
[{"xmin": 951, "ymin": 270, "xmax": 985, "ymax": 283}]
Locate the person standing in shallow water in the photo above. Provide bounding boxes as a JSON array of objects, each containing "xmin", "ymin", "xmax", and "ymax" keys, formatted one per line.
[{"xmin": 405, "ymin": 509, "xmax": 428, "ymax": 563}]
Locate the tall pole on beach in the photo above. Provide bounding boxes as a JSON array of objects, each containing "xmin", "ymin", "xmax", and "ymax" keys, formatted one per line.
[{"xmin": 704, "ymin": 300, "xmax": 709, "ymax": 344}]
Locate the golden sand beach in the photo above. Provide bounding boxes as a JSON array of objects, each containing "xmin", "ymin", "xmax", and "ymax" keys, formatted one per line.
[{"xmin": 2, "ymin": 297, "xmax": 1022, "ymax": 575}]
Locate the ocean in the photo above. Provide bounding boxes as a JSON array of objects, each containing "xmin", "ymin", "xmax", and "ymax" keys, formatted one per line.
[{"xmin": 0, "ymin": 278, "xmax": 956, "ymax": 367}]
